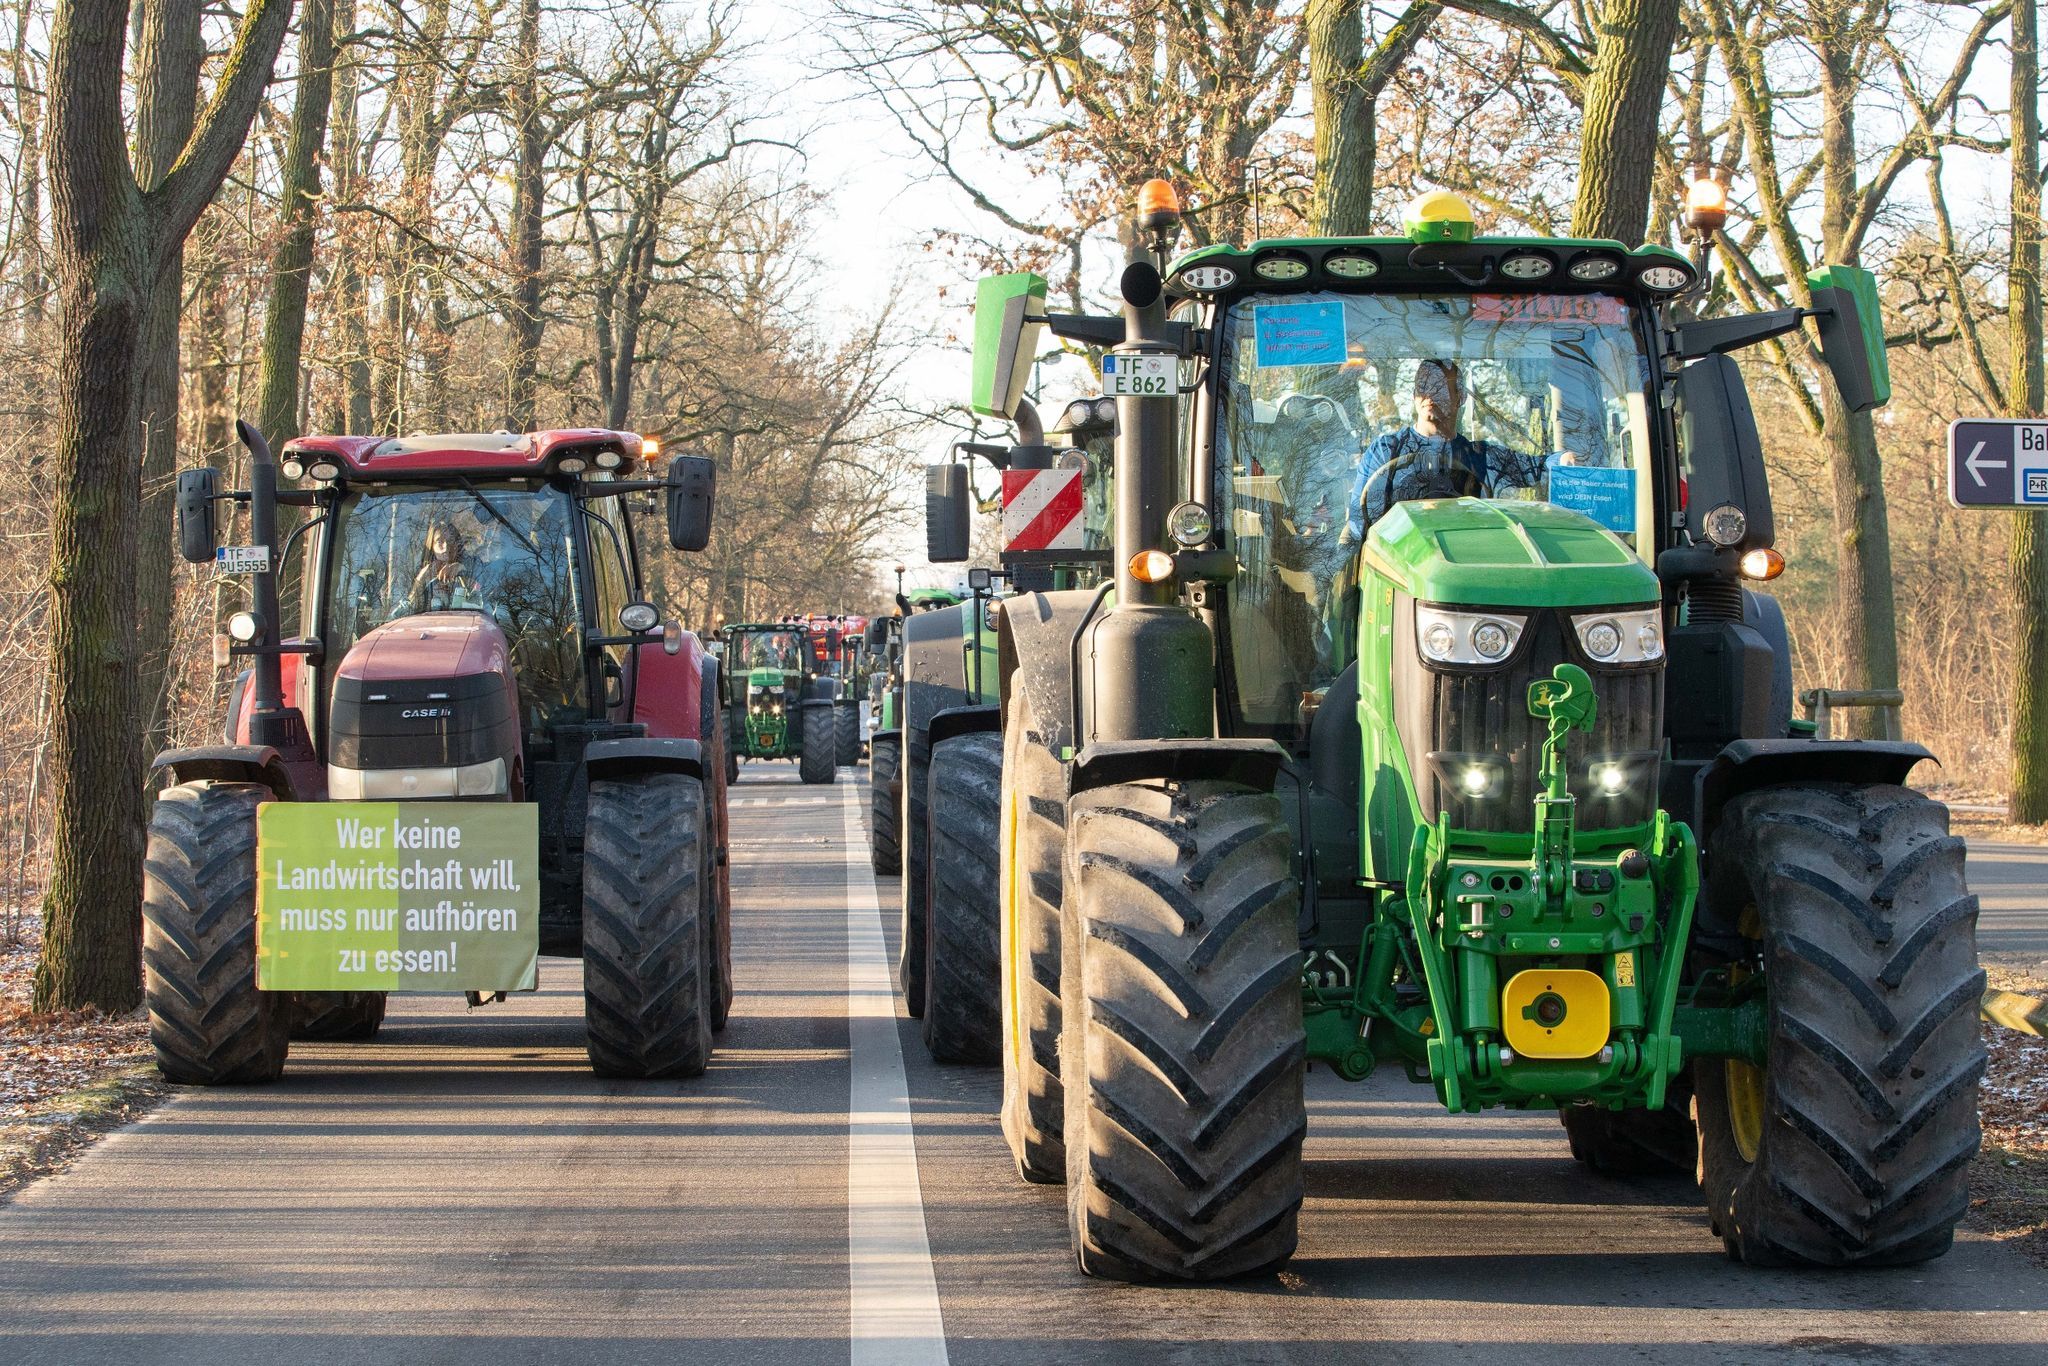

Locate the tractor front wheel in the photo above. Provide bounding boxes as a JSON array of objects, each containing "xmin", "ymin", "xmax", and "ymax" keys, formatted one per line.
[
  {"xmin": 582, "ymin": 773, "xmax": 713, "ymax": 1079},
  {"xmin": 1693, "ymin": 783, "xmax": 1982, "ymax": 1266},
  {"xmin": 836, "ymin": 699, "xmax": 860, "ymax": 768},
  {"xmin": 1061, "ymin": 778, "xmax": 1304, "ymax": 1282},
  {"xmin": 1000, "ymin": 697, "xmax": 1067, "ymax": 1183},
  {"xmin": 799, "ymin": 703, "xmax": 836, "ymax": 785},
  {"xmin": 899, "ymin": 725, "xmax": 932, "ymax": 1017},
  {"xmin": 922, "ymin": 731, "xmax": 1001, "ymax": 1063},
  {"xmin": 290, "ymin": 991, "xmax": 388, "ymax": 1041},
  {"xmin": 142, "ymin": 782, "xmax": 290, "ymax": 1085},
  {"xmin": 869, "ymin": 733, "xmax": 902, "ymax": 874}
]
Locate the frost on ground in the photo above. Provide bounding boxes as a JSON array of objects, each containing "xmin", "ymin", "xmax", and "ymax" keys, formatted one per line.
[{"xmin": 0, "ymin": 908, "xmax": 164, "ymax": 1201}]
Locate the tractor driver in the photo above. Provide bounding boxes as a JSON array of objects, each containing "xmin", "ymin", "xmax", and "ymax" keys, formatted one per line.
[
  {"xmin": 407, "ymin": 518, "xmax": 480, "ymax": 613},
  {"xmin": 1342, "ymin": 359, "xmax": 1547, "ymax": 540}
]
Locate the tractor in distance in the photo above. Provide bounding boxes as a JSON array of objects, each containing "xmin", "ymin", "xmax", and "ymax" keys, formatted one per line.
[
  {"xmin": 795, "ymin": 611, "xmax": 871, "ymax": 768},
  {"xmin": 155, "ymin": 423, "xmax": 732, "ymax": 1083},
  {"xmin": 901, "ymin": 397, "xmax": 1120, "ymax": 1063},
  {"xmin": 719, "ymin": 619, "xmax": 845, "ymax": 785},
  {"xmin": 929, "ymin": 177, "xmax": 1981, "ymax": 1280},
  {"xmin": 866, "ymin": 586, "xmax": 961, "ymax": 875}
]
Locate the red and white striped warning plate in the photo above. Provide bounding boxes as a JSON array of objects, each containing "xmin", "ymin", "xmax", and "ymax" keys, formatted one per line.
[{"xmin": 1002, "ymin": 468, "xmax": 1084, "ymax": 552}]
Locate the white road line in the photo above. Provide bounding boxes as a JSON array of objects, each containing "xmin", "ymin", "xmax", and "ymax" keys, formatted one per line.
[{"xmin": 842, "ymin": 782, "xmax": 949, "ymax": 1366}]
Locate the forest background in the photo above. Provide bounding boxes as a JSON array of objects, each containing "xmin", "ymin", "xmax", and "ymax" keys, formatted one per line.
[{"xmin": 0, "ymin": 0, "xmax": 2036, "ymax": 1013}]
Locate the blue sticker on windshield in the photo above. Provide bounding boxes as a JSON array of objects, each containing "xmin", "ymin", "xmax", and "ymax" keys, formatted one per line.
[
  {"xmin": 1253, "ymin": 302, "xmax": 1346, "ymax": 368},
  {"xmin": 1547, "ymin": 464, "xmax": 1635, "ymax": 532}
]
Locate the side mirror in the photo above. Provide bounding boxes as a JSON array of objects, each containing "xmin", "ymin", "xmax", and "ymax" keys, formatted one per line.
[
  {"xmin": 970, "ymin": 271, "xmax": 1049, "ymax": 418},
  {"xmin": 1806, "ymin": 264, "xmax": 1890, "ymax": 414},
  {"xmin": 865, "ymin": 617, "xmax": 887, "ymax": 648},
  {"xmin": 825, "ymin": 628, "xmax": 842, "ymax": 653},
  {"xmin": 176, "ymin": 467, "xmax": 221, "ymax": 564},
  {"xmin": 926, "ymin": 463, "xmax": 971, "ymax": 563},
  {"xmin": 665, "ymin": 454, "xmax": 715, "ymax": 551},
  {"xmin": 1676, "ymin": 355, "xmax": 1773, "ymax": 551}
]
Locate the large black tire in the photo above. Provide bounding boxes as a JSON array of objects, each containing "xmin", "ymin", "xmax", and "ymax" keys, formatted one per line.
[
  {"xmin": 1061, "ymin": 779, "xmax": 1304, "ymax": 1282},
  {"xmin": 1559, "ymin": 1081, "xmax": 1696, "ymax": 1176},
  {"xmin": 582, "ymin": 773, "xmax": 713, "ymax": 1079},
  {"xmin": 290, "ymin": 991, "xmax": 388, "ymax": 1041},
  {"xmin": 899, "ymin": 724, "xmax": 932, "ymax": 1017},
  {"xmin": 869, "ymin": 733, "xmax": 902, "ymax": 874},
  {"xmin": 1693, "ymin": 783, "xmax": 1983, "ymax": 1266},
  {"xmin": 836, "ymin": 699, "xmax": 860, "ymax": 768},
  {"xmin": 726, "ymin": 742, "xmax": 740, "ymax": 786},
  {"xmin": 142, "ymin": 782, "xmax": 290, "ymax": 1085},
  {"xmin": 702, "ymin": 660, "xmax": 734, "ymax": 1035},
  {"xmin": 1000, "ymin": 698, "xmax": 1067, "ymax": 1183},
  {"xmin": 923, "ymin": 731, "xmax": 1002, "ymax": 1063},
  {"xmin": 799, "ymin": 703, "xmax": 836, "ymax": 785}
]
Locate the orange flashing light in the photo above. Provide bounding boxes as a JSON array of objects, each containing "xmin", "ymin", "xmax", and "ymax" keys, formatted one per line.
[
  {"xmin": 1137, "ymin": 179, "xmax": 1180, "ymax": 220},
  {"xmin": 1129, "ymin": 549, "xmax": 1176, "ymax": 584}
]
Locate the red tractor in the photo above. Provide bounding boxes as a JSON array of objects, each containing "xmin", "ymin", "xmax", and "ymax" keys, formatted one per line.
[{"xmin": 152, "ymin": 421, "xmax": 731, "ymax": 1081}]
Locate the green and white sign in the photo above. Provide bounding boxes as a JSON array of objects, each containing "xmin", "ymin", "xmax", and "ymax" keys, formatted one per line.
[{"xmin": 257, "ymin": 802, "xmax": 539, "ymax": 992}]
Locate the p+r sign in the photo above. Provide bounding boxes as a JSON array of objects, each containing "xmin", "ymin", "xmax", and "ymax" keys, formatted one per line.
[{"xmin": 1949, "ymin": 419, "xmax": 2048, "ymax": 508}]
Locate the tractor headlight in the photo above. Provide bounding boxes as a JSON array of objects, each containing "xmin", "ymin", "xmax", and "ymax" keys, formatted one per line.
[
  {"xmin": 1702, "ymin": 502, "xmax": 1747, "ymax": 547},
  {"xmin": 281, "ymin": 458, "xmax": 305, "ymax": 480},
  {"xmin": 1167, "ymin": 501, "xmax": 1213, "ymax": 547},
  {"xmin": 1572, "ymin": 607, "xmax": 1663, "ymax": 664},
  {"xmin": 227, "ymin": 611, "xmax": 262, "ymax": 643},
  {"xmin": 618, "ymin": 602, "xmax": 659, "ymax": 633},
  {"xmin": 595, "ymin": 449, "xmax": 623, "ymax": 470},
  {"xmin": 308, "ymin": 460, "xmax": 342, "ymax": 482},
  {"xmin": 1415, "ymin": 606, "xmax": 1526, "ymax": 667}
]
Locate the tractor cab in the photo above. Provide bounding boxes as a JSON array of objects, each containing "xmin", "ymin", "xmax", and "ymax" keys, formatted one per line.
[{"xmin": 154, "ymin": 424, "xmax": 732, "ymax": 1084}]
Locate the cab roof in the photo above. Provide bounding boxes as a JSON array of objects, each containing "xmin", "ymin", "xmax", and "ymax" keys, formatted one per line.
[
  {"xmin": 1163, "ymin": 235, "xmax": 1697, "ymax": 305},
  {"xmin": 280, "ymin": 429, "xmax": 646, "ymax": 480}
]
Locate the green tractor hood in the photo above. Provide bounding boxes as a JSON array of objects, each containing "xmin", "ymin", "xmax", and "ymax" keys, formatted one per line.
[
  {"xmin": 1363, "ymin": 499, "xmax": 1659, "ymax": 607},
  {"xmin": 747, "ymin": 666, "xmax": 792, "ymax": 690}
]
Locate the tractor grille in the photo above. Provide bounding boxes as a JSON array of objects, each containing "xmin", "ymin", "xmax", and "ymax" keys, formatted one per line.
[{"xmin": 1396, "ymin": 600, "xmax": 1663, "ymax": 834}]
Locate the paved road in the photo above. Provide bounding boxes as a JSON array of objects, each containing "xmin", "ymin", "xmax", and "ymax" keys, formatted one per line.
[
  {"xmin": 1, "ymin": 769, "xmax": 2044, "ymax": 1364},
  {"xmin": 1968, "ymin": 841, "xmax": 2048, "ymax": 972}
]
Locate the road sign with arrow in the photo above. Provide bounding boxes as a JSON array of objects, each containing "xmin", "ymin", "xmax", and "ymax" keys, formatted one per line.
[{"xmin": 1949, "ymin": 419, "xmax": 2048, "ymax": 507}]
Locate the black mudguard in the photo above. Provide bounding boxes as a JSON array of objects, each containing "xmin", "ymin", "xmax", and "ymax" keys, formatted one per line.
[
  {"xmin": 585, "ymin": 737, "xmax": 704, "ymax": 784},
  {"xmin": 152, "ymin": 745, "xmax": 296, "ymax": 799},
  {"xmin": 996, "ymin": 588, "xmax": 1103, "ymax": 754},
  {"xmin": 1693, "ymin": 736, "xmax": 1934, "ymax": 838},
  {"xmin": 905, "ymin": 602, "xmax": 992, "ymax": 738}
]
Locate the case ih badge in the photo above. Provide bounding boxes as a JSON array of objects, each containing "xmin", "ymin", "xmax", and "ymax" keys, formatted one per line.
[{"xmin": 1001, "ymin": 467, "xmax": 1084, "ymax": 552}]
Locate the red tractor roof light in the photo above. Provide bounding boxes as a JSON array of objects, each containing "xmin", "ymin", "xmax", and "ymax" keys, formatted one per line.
[{"xmin": 280, "ymin": 428, "xmax": 646, "ymax": 482}]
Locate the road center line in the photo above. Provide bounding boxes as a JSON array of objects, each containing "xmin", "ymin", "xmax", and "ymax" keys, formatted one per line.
[{"xmin": 842, "ymin": 780, "xmax": 949, "ymax": 1366}]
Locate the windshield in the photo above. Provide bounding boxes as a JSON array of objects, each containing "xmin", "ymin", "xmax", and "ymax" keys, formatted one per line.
[
  {"xmin": 1215, "ymin": 290, "xmax": 1655, "ymax": 731},
  {"xmin": 742, "ymin": 631, "xmax": 803, "ymax": 673},
  {"xmin": 325, "ymin": 484, "xmax": 584, "ymax": 727}
]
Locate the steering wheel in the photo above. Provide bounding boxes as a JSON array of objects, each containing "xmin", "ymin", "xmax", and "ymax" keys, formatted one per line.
[{"xmin": 1359, "ymin": 448, "xmax": 1483, "ymax": 531}]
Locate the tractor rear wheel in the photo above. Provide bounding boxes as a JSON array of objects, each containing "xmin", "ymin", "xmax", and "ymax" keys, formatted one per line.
[
  {"xmin": 1000, "ymin": 697, "xmax": 1067, "ymax": 1183},
  {"xmin": 922, "ymin": 730, "xmax": 1001, "ymax": 1063},
  {"xmin": 899, "ymin": 724, "xmax": 932, "ymax": 1017},
  {"xmin": 582, "ymin": 772, "xmax": 713, "ymax": 1079},
  {"xmin": 291, "ymin": 992, "xmax": 388, "ymax": 1042},
  {"xmin": 142, "ymin": 782, "xmax": 290, "ymax": 1085},
  {"xmin": 869, "ymin": 733, "xmax": 902, "ymax": 874},
  {"xmin": 836, "ymin": 699, "xmax": 860, "ymax": 768},
  {"xmin": 1559, "ymin": 1083, "xmax": 1695, "ymax": 1175},
  {"xmin": 799, "ymin": 703, "xmax": 836, "ymax": 785},
  {"xmin": 1061, "ymin": 778, "xmax": 1304, "ymax": 1282},
  {"xmin": 1693, "ymin": 783, "xmax": 1982, "ymax": 1266}
]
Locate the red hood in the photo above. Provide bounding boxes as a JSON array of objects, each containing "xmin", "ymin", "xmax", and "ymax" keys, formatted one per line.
[{"xmin": 337, "ymin": 612, "xmax": 511, "ymax": 684}]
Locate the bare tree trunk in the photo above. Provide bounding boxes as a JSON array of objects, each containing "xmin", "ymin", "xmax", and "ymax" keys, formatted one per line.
[
  {"xmin": 10, "ymin": 2, "xmax": 45, "ymax": 326},
  {"xmin": 33, "ymin": 0, "xmax": 293, "ymax": 1015},
  {"xmin": 132, "ymin": 0, "xmax": 206, "ymax": 771},
  {"xmin": 2011, "ymin": 0, "xmax": 2048, "ymax": 821},
  {"xmin": 506, "ymin": 0, "xmax": 545, "ymax": 430},
  {"xmin": 1308, "ymin": 0, "xmax": 1438, "ymax": 237},
  {"xmin": 329, "ymin": 1, "xmax": 372, "ymax": 431},
  {"xmin": 256, "ymin": 0, "xmax": 338, "ymax": 444},
  {"xmin": 1571, "ymin": 0, "xmax": 1680, "ymax": 242},
  {"xmin": 1814, "ymin": 14, "xmax": 1899, "ymax": 707}
]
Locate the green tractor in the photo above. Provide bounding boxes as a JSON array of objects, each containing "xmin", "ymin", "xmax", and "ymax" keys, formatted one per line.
[
  {"xmin": 927, "ymin": 181, "xmax": 1981, "ymax": 1280},
  {"xmin": 864, "ymin": 588, "xmax": 960, "ymax": 874},
  {"xmin": 720, "ymin": 621, "xmax": 844, "ymax": 785},
  {"xmin": 898, "ymin": 406, "xmax": 1120, "ymax": 1063}
]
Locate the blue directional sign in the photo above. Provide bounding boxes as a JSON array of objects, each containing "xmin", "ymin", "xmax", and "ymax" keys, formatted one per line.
[{"xmin": 1949, "ymin": 419, "xmax": 2048, "ymax": 507}]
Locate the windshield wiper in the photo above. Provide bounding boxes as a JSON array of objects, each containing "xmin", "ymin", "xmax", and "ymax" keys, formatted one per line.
[{"xmin": 454, "ymin": 476, "xmax": 538, "ymax": 556}]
